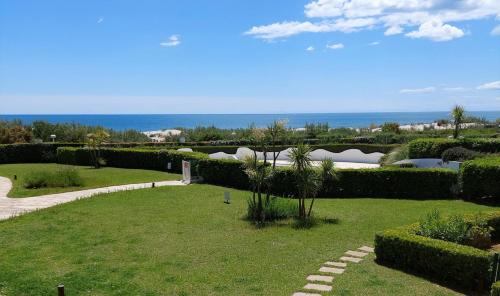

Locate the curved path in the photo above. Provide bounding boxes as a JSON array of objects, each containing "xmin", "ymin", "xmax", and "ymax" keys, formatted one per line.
[{"xmin": 0, "ymin": 176, "xmax": 185, "ymax": 221}]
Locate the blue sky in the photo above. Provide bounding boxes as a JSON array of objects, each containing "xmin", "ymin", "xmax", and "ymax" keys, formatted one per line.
[{"xmin": 0, "ymin": 0, "xmax": 499, "ymax": 114}]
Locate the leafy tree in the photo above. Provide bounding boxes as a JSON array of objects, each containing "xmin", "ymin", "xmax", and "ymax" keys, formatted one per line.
[
  {"xmin": 0, "ymin": 120, "xmax": 31, "ymax": 144},
  {"xmin": 86, "ymin": 130, "xmax": 110, "ymax": 168},
  {"xmin": 381, "ymin": 122, "xmax": 400, "ymax": 134},
  {"xmin": 451, "ymin": 105, "xmax": 465, "ymax": 139}
]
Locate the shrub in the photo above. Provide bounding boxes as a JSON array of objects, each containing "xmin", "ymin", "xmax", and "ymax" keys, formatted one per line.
[
  {"xmin": 24, "ymin": 167, "xmax": 84, "ymax": 189},
  {"xmin": 441, "ymin": 147, "xmax": 478, "ymax": 162},
  {"xmin": 375, "ymin": 225, "xmax": 494, "ymax": 291},
  {"xmin": 416, "ymin": 210, "xmax": 492, "ymax": 249},
  {"xmin": 247, "ymin": 197, "xmax": 297, "ymax": 222},
  {"xmin": 416, "ymin": 210, "xmax": 469, "ymax": 244},
  {"xmin": 460, "ymin": 156, "xmax": 500, "ymax": 199},
  {"xmin": 379, "ymin": 145, "xmax": 409, "ymax": 166},
  {"xmin": 408, "ymin": 138, "xmax": 500, "ymax": 159},
  {"xmin": 492, "ymin": 281, "xmax": 500, "ymax": 296}
]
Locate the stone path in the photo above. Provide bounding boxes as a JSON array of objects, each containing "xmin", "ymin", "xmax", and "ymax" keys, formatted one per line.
[
  {"xmin": 292, "ymin": 245, "xmax": 375, "ymax": 296},
  {"xmin": 0, "ymin": 176, "xmax": 186, "ymax": 221}
]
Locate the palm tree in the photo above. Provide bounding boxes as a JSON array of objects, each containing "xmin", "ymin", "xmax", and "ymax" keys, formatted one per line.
[
  {"xmin": 452, "ymin": 105, "xmax": 465, "ymax": 139},
  {"xmin": 86, "ymin": 129, "xmax": 110, "ymax": 168},
  {"xmin": 290, "ymin": 144, "xmax": 320, "ymax": 219}
]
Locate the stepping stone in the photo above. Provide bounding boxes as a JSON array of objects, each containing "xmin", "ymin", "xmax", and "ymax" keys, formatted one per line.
[
  {"xmin": 345, "ymin": 250, "xmax": 369, "ymax": 258},
  {"xmin": 307, "ymin": 275, "xmax": 334, "ymax": 283},
  {"xmin": 340, "ymin": 256, "xmax": 363, "ymax": 263},
  {"xmin": 303, "ymin": 283, "xmax": 332, "ymax": 292},
  {"xmin": 324, "ymin": 261, "xmax": 347, "ymax": 268},
  {"xmin": 292, "ymin": 293, "xmax": 322, "ymax": 296},
  {"xmin": 319, "ymin": 266, "xmax": 344, "ymax": 274},
  {"xmin": 358, "ymin": 246, "xmax": 375, "ymax": 253}
]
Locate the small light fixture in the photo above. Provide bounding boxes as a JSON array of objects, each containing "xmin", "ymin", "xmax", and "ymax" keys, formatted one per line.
[
  {"xmin": 224, "ymin": 191, "xmax": 231, "ymax": 204},
  {"xmin": 50, "ymin": 134, "xmax": 57, "ymax": 143},
  {"xmin": 167, "ymin": 162, "xmax": 172, "ymax": 170}
]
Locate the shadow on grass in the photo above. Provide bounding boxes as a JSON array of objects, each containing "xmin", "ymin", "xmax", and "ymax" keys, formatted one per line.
[
  {"xmin": 374, "ymin": 258, "xmax": 489, "ymax": 296},
  {"xmin": 242, "ymin": 215, "xmax": 340, "ymax": 230}
]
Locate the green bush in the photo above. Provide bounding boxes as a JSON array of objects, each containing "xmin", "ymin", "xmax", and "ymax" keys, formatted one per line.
[
  {"xmin": 247, "ymin": 197, "xmax": 297, "ymax": 222},
  {"xmin": 416, "ymin": 210, "xmax": 492, "ymax": 249},
  {"xmin": 461, "ymin": 156, "xmax": 500, "ymax": 199},
  {"xmin": 24, "ymin": 167, "xmax": 84, "ymax": 189},
  {"xmin": 408, "ymin": 138, "xmax": 500, "ymax": 158},
  {"xmin": 375, "ymin": 224, "xmax": 494, "ymax": 291},
  {"xmin": 491, "ymin": 281, "xmax": 500, "ymax": 296},
  {"xmin": 441, "ymin": 147, "xmax": 478, "ymax": 162}
]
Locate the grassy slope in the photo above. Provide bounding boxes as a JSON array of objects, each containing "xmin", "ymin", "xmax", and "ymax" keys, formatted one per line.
[
  {"xmin": 0, "ymin": 184, "xmax": 497, "ymax": 295},
  {"xmin": 0, "ymin": 163, "xmax": 180, "ymax": 197}
]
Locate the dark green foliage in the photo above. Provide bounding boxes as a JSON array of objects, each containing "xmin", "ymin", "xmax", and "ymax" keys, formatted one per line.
[
  {"xmin": 0, "ymin": 143, "xmax": 81, "ymax": 164},
  {"xmin": 247, "ymin": 197, "xmax": 297, "ymax": 222},
  {"xmin": 57, "ymin": 147, "xmax": 208, "ymax": 174},
  {"xmin": 408, "ymin": 138, "xmax": 500, "ymax": 158},
  {"xmin": 24, "ymin": 167, "xmax": 84, "ymax": 189},
  {"xmin": 461, "ymin": 156, "xmax": 500, "ymax": 199},
  {"xmin": 441, "ymin": 147, "xmax": 478, "ymax": 162},
  {"xmin": 197, "ymin": 158, "xmax": 249, "ymax": 188},
  {"xmin": 375, "ymin": 222, "xmax": 496, "ymax": 291}
]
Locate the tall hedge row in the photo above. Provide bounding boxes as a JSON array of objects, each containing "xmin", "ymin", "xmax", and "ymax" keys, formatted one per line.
[
  {"xmin": 0, "ymin": 143, "xmax": 81, "ymax": 164},
  {"xmin": 408, "ymin": 138, "xmax": 500, "ymax": 158},
  {"xmin": 461, "ymin": 156, "xmax": 500, "ymax": 199},
  {"xmin": 57, "ymin": 147, "xmax": 207, "ymax": 174},
  {"xmin": 56, "ymin": 147, "xmax": 458, "ymax": 199}
]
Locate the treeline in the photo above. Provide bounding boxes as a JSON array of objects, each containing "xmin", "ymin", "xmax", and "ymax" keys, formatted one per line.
[{"xmin": 0, "ymin": 120, "xmax": 150, "ymax": 144}]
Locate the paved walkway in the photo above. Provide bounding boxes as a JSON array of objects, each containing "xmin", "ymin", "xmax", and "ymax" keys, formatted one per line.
[{"xmin": 0, "ymin": 176, "xmax": 185, "ymax": 221}]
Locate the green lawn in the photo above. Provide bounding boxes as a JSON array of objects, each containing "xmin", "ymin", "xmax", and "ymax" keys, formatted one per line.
[
  {"xmin": 0, "ymin": 163, "xmax": 180, "ymax": 197},
  {"xmin": 0, "ymin": 184, "xmax": 497, "ymax": 295}
]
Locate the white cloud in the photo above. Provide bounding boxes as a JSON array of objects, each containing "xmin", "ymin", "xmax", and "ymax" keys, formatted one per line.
[
  {"xmin": 160, "ymin": 35, "xmax": 181, "ymax": 47},
  {"xmin": 244, "ymin": 18, "xmax": 376, "ymax": 39},
  {"xmin": 443, "ymin": 87, "xmax": 469, "ymax": 92},
  {"xmin": 326, "ymin": 43, "xmax": 344, "ymax": 49},
  {"xmin": 400, "ymin": 86, "xmax": 436, "ymax": 94},
  {"xmin": 245, "ymin": 0, "xmax": 500, "ymax": 41},
  {"xmin": 492, "ymin": 25, "xmax": 500, "ymax": 36},
  {"xmin": 306, "ymin": 46, "xmax": 315, "ymax": 51},
  {"xmin": 477, "ymin": 80, "xmax": 500, "ymax": 90},
  {"xmin": 405, "ymin": 19, "xmax": 464, "ymax": 41},
  {"xmin": 368, "ymin": 41, "xmax": 380, "ymax": 46},
  {"xmin": 97, "ymin": 17, "xmax": 104, "ymax": 24}
]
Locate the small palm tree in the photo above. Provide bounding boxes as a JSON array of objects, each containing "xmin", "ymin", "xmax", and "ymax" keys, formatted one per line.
[
  {"xmin": 452, "ymin": 105, "xmax": 465, "ymax": 139},
  {"xmin": 290, "ymin": 144, "xmax": 320, "ymax": 219}
]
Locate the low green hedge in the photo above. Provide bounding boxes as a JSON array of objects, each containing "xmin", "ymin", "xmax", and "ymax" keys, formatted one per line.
[
  {"xmin": 408, "ymin": 138, "xmax": 500, "ymax": 158},
  {"xmin": 375, "ymin": 212, "xmax": 500, "ymax": 291},
  {"xmin": 0, "ymin": 143, "xmax": 81, "ymax": 164},
  {"xmin": 492, "ymin": 281, "xmax": 500, "ymax": 296},
  {"xmin": 461, "ymin": 156, "xmax": 500, "ymax": 199},
  {"xmin": 57, "ymin": 147, "xmax": 207, "ymax": 174}
]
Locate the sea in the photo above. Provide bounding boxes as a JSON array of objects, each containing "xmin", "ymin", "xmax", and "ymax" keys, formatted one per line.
[{"xmin": 1, "ymin": 112, "xmax": 499, "ymax": 131}]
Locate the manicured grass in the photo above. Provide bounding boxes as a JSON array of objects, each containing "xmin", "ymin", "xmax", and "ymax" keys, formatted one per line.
[
  {"xmin": 0, "ymin": 163, "xmax": 180, "ymax": 197},
  {"xmin": 0, "ymin": 184, "xmax": 498, "ymax": 295}
]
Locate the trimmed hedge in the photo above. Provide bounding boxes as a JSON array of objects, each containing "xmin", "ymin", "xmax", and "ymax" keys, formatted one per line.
[
  {"xmin": 0, "ymin": 143, "xmax": 81, "ymax": 164},
  {"xmin": 375, "ymin": 212, "xmax": 500, "ymax": 292},
  {"xmin": 56, "ymin": 147, "xmax": 457, "ymax": 199},
  {"xmin": 57, "ymin": 147, "xmax": 207, "ymax": 174},
  {"xmin": 408, "ymin": 138, "xmax": 500, "ymax": 158},
  {"xmin": 271, "ymin": 168, "xmax": 457, "ymax": 199},
  {"xmin": 461, "ymin": 156, "xmax": 500, "ymax": 199}
]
